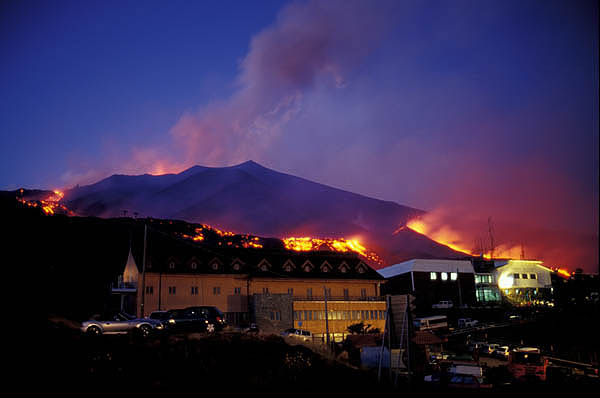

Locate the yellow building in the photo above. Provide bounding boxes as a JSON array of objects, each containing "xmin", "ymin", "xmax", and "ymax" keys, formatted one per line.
[{"xmin": 119, "ymin": 239, "xmax": 386, "ymax": 340}]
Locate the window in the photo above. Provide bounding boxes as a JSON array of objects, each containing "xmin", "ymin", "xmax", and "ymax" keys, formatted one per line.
[
  {"xmin": 441, "ymin": 272, "xmax": 448, "ymax": 281},
  {"xmin": 270, "ymin": 311, "xmax": 281, "ymax": 321},
  {"xmin": 169, "ymin": 262, "xmax": 176, "ymax": 270},
  {"xmin": 430, "ymin": 272, "xmax": 437, "ymax": 280},
  {"xmin": 168, "ymin": 286, "xmax": 176, "ymax": 295},
  {"xmin": 213, "ymin": 286, "xmax": 221, "ymax": 295},
  {"xmin": 307, "ymin": 288, "xmax": 312, "ymax": 298},
  {"xmin": 234, "ymin": 287, "xmax": 241, "ymax": 295},
  {"xmin": 451, "ymin": 272, "xmax": 458, "ymax": 281},
  {"xmin": 514, "ymin": 273, "xmax": 520, "ymax": 279},
  {"xmin": 325, "ymin": 288, "xmax": 331, "ymax": 298},
  {"xmin": 262, "ymin": 287, "xmax": 269, "ymax": 295},
  {"xmin": 288, "ymin": 288, "xmax": 294, "ymax": 295},
  {"xmin": 361, "ymin": 288, "xmax": 367, "ymax": 298},
  {"xmin": 190, "ymin": 262, "xmax": 197, "ymax": 270},
  {"xmin": 145, "ymin": 286, "xmax": 153, "ymax": 295},
  {"xmin": 530, "ymin": 274, "xmax": 537, "ymax": 280},
  {"xmin": 343, "ymin": 288, "xmax": 349, "ymax": 299},
  {"xmin": 191, "ymin": 286, "xmax": 199, "ymax": 295},
  {"xmin": 522, "ymin": 274, "xmax": 528, "ymax": 279}
]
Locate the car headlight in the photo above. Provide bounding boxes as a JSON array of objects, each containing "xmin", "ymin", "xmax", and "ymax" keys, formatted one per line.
[{"xmin": 169, "ymin": 319, "xmax": 175, "ymax": 324}]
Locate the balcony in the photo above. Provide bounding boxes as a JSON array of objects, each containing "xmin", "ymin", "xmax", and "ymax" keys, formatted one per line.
[{"xmin": 111, "ymin": 281, "xmax": 137, "ymax": 293}]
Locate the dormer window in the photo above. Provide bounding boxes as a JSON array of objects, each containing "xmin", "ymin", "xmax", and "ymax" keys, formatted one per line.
[
  {"xmin": 356, "ymin": 262, "xmax": 367, "ymax": 274},
  {"xmin": 190, "ymin": 262, "xmax": 197, "ymax": 270},
  {"xmin": 169, "ymin": 261, "xmax": 176, "ymax": 270},
  {"xmin": 209, "ymin": 257, "xmax": 223, "ymax": 271},
  {"xmin": 257, "ymin": 259, "xmax": 272, "ymax": 272},
  {"xmin": 283, "ymin": 259, "xmax": 295, "ymax": 272},
  {"xmin": 320, "ymin": 261, "xmax": 332, "ymax": 273},
  {"xmin": 231, "ymin": 258, "xmax": 244, "ymax": 271},
  {"xmin": 301, "ymin": 260, "xmax": 314, "ymax": 273},
  {"xmin": 339, "ymin": 262, "xmax": 350, "ymax": 273}
]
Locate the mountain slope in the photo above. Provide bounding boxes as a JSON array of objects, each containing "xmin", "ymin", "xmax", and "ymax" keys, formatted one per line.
[{"xmin": 64, "ymin": 160, "xmax": 467, "ymax": 266}]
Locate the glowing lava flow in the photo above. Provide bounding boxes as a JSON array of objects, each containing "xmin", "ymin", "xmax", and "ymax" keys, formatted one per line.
[
  {"xmin": 17, "ymin": 189, "xmax": 73, "ymax": 215},
  {"xmin": 283, "ymin": 237, "xmax": 383, "ymax": 265}
]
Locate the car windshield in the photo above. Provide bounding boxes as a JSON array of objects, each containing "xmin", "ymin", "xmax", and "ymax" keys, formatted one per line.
[{"xmin": 120, "ymin": 312, "xmax": 136, "ymax": 320}]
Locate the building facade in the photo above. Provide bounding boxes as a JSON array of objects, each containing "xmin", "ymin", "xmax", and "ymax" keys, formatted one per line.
[
  {"xmin": 494, "ymin": 259, "xmax": 553, "ymax": 305},
  {"xmin": 115, "ymin": 234, "xmax": 386, "ymax": 340}
]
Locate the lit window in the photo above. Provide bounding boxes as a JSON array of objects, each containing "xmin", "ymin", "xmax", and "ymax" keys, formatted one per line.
[
  {"xmin": 451, "ymin": 272, "xmax": 458, "ymax": 281},
  {"xmin": 441, "ymin": 272, "xmax": 448, "ymax": 281},
  {"xmin": 430, "ymin": 272, "xmax": 437, "ymax": 280}
]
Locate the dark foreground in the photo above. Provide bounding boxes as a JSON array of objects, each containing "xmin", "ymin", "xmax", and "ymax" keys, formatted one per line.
[{"xmin": 11, "ymin": 318, "xmax": 597, "ymax": 397}]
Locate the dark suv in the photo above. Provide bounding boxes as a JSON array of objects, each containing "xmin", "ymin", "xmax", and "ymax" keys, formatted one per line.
[
  {"xmin": 183, "ymin": 306, "xmax": 226, "ymax": 332},
  {"xmin": 163, "ymin": 308, "xmax": 210, "ymax": 333}
]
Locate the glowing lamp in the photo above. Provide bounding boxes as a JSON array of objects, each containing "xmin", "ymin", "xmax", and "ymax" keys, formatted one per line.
[{"xmin": 498, "ymin": 273, "xmax": 514, "ymax": 289}]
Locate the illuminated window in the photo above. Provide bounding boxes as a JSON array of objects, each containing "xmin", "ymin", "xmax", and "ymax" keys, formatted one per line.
[
  {"xmin": 451, "ymin": 272, "xmax": 458, "ymax": 281},
  {"xmin": 441, "ymin": 272, "xmax": 448, "ymax": 281},
  {"xmin": 430, "ymin": 272, "xmax": 437, "ymax": 280}
]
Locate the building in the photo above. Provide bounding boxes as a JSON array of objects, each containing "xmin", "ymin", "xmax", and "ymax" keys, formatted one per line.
[
  {"xmin": 494, "ymin": 259, "xmax": 554, "ymax": 305},
  {"xmin": 113, "ymin": 232, "xmax": 386, "ymax": 341},
  {"xmin": 472, "ymin": 258, "xmax": 502, "ymax": 305},
  {"xmin": 377, "ymin": 259, "xmax": 476, "ymax": 313}
]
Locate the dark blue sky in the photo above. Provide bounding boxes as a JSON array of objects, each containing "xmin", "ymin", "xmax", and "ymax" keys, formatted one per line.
[{"xmin": 1, "ymin": 0, "xmax": 598, "ymax": 270}]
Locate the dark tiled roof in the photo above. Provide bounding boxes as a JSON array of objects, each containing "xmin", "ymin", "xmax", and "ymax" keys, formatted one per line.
[{"xmin": 130, "ymin": 226, "xmax": 383, "ymax": 281}]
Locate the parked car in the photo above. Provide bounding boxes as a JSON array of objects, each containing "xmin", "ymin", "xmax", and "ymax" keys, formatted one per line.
[
  {"xmin": 448, "ymin": 374, "xmax": 492, "ymax": 389},
  {"xmin": 163, "ymin": 308, "xmax": 211, "ymax": 333},
  {"xmin": 183, "ymin": 306, "xmax": 227, "ymax": 332},
  {"xmin": 242, "ymin": 323, "xmax": 259, "ymax": 333},
  {"xmin": 281, "ymin": 328, "xmax": 312, "ymax": 341},
  {"xmin": 432, "ymin": 300, "xmax": 453, "ymax": 309},
  {"xmin": 493, "ymin": 346, "xmax": 512, "ymax": 360},
  {"xmin": 457, "ymin": 318, "xmax": 479, "ymax": 328},
  {"xmin": 148, "ymin": 310, "xmax": 170, "ymax": 321},
  {"xmin": 81, "ymin": 312, "xmax": 164, "ymax": 337}
]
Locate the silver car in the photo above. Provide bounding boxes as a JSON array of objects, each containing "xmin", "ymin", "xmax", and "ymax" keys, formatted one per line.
[{"xmin": 81, "ymin": 312, "xmax": 164, "ymax": 337}]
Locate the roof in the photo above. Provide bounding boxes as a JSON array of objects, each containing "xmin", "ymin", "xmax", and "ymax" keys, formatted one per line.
[
  {"xmin": 412, "ymin": 331, "xmax": 447, "ymax": 345},
  {"xmin": 130, "ymin": 227, "xmax": 384, "ymax": 281},
  {"xmin": 377, "ymin": 258, "xmax": 474, "ymax": 278}
]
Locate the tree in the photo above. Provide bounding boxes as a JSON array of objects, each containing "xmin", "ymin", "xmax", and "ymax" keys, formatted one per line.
[{"xmin": 347, "ymin": 322, "xmax": 377, "ymax": 334}]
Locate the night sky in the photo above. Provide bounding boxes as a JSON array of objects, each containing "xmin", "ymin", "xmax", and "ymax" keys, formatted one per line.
[{"xmin": 1, "ymin": 0, "xmax": 598, "ymax": 272}]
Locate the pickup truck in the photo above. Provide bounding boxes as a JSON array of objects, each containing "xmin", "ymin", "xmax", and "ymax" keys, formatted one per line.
[{"xmin": 432, "ymin": 300, "xmax": 453, "ymax": 309}]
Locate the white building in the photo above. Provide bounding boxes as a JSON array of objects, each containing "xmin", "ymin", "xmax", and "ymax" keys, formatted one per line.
[{"xmin": 494, "ymin": 259, "xmax": 553, "ymax": 304}]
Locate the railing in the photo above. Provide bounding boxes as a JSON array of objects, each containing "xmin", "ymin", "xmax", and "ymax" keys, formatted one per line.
[
  {"xmin": 292, "ymin": 296, "xmax": 385, "ymax": 302},
  {"xmin": 111, "ymin": 281, "xmax": 137, "ymax": 291}
]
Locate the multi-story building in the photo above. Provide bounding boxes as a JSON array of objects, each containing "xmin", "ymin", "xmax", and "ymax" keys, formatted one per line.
[{"xmin": 112, "ymin": 235, "xmax": 386, "ymax": 342}]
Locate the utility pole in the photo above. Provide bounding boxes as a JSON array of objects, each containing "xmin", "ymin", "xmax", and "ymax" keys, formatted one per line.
[
  {"xmin": 140, "ymin": 224, "xmax": 147, "ymax": 317},
  {"xmin": 324, "ymin": 286, "xmax": 330, "ymax": 347},
  {"xmin": 488, "ymin": 217, "xmax": 495, "ymax": 259}
]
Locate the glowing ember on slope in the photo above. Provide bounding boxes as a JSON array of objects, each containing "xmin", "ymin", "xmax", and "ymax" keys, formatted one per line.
[
  {"xmin": 283, "ymin": 237, "xmax": 383, "ymax": 265},
  {"xmin": 17, "ymin": 189, "xmax": 74, "ymax": 215}
]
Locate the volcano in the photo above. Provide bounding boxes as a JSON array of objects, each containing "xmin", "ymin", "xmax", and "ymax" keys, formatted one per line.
[{"xmin": 63, "ymin": 160, "xmax": 469, "ymax": 267}]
